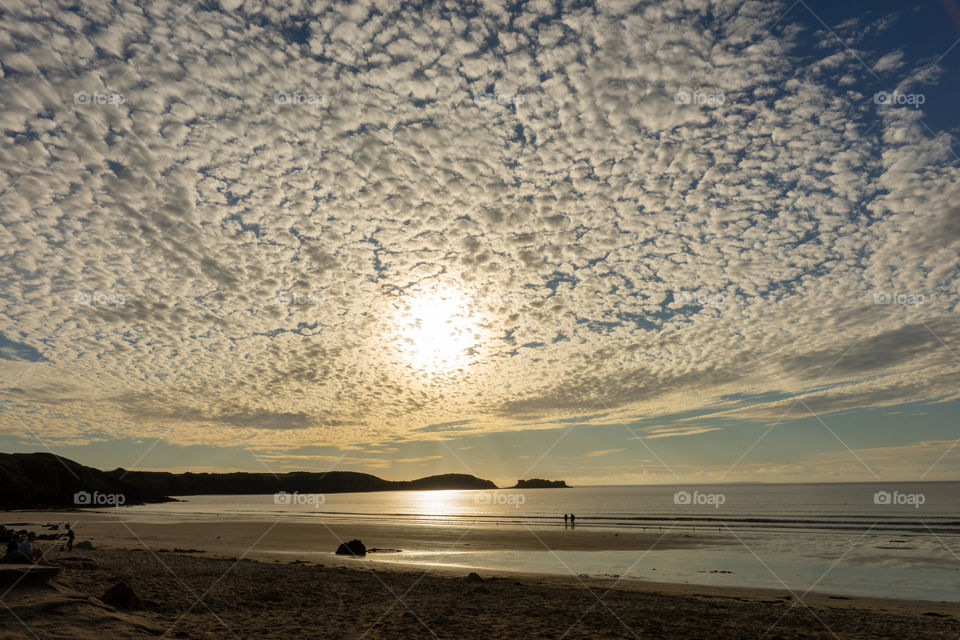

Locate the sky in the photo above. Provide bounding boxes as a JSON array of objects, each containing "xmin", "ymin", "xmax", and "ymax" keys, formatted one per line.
[{"xmin": 0, "ymin": 0, "xmax": 958, "ymax": 487}]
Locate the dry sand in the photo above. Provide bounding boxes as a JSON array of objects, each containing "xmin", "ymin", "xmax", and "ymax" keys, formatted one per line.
[{"xmin": 2, "ymin": 512, "xmax": 958, "ymax": 639}]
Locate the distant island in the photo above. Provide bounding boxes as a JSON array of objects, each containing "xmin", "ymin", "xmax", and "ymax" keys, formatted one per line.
[
  {"xmin": 0, "ymin": 452, "xmax": 498, "ymax": 510},
  {"xmin": 511, "ymin": 478, "xmax": 568, "ymax": 489}
]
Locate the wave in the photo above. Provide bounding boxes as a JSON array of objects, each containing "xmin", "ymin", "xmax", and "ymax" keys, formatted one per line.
[{"xmin": 234, "ymin": 509, "xmax": 960, "ymax": 533}]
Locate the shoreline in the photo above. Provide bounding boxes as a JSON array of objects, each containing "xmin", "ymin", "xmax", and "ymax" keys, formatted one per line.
[
  {"xmin": 2, "ymin": 510, "xmax": 735, "ymax": 554},
  {"xmin": 6, "ymin": 502, "xmax": 958, "ymax": 537},
  {"xmin": 4, "ymin": 511, "xmax": 960, "ymax": 607}
]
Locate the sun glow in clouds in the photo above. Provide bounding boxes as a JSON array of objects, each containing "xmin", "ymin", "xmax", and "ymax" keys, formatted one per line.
[{"xmin": 394, "ymin": 286, "xmax": 482, "ymax": 372}]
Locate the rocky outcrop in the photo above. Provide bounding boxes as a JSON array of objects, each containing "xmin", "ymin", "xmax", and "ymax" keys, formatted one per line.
[
  {"xmin": 335, "ymin": 539, "xmax": 366, "ymax": 557},
  {"xmin": 511, "ymin": 479, "xmax": 568, "ymax": 489}
]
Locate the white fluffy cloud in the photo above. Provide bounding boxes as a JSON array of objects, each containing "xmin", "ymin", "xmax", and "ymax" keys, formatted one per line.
[{"xmin": 0, "ymin": 0, "xmax": 957, "ymax": 453}]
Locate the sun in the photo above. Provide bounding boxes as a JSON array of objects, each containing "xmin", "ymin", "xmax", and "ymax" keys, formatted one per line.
[{"xmin": 394, "ymin": 286, "xmax": 480, "ymax": 371}]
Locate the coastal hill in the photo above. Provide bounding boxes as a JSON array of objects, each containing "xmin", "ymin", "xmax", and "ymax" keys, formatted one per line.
[
  {"xmin": 112, "ymin": 468, "xmax": 497, "ymax": 498},
  {"xmin": 0, "ymin": 452, "xmax": 152, "ymax": 509},
  {"xmin": 512, "ymin": 479, "xmax": 568, "ymax": 488},
  {"xmin": 0, "ymin": 452, "xmax": 497, "ymax": 509}
]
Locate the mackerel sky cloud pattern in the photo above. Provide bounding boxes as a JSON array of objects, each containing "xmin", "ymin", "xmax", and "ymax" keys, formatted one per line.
[{"xmin": 0, "ymin": 0, "xmax": 958, "ymax": 480}]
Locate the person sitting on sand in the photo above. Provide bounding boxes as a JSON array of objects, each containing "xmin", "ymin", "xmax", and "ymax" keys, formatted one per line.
[
  {"xmin": 17, "ymin": 533, "xmax": 32, "ymax": 556},
  {"xmin": 18, "ymin": 532, "xmax": 43, "ymax": 562},
  {"xmin": 3, "ymin": 533, "xmax": 32, "ymax": 564}
]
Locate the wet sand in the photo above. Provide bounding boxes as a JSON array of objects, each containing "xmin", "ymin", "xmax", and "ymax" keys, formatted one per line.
[{"xmin": 3, "ymin": 510, "xmax": 733, "ymax": 559}]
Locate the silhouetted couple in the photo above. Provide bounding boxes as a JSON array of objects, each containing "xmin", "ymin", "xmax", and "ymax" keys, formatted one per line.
[{"xmin": 563, "ymin": 513, "xmax": 576, "ymax": 528}]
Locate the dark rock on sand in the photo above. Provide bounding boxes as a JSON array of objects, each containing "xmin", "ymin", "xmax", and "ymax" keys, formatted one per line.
[
  {"xmin": 75, "ymin": 540, "xmax": 94, "ymax": 550},
  {"xmin": 101, "ymin": 582, "xmax": 143, "ymax": 610},
  {"xmin": 335, "ymin": 539, "xmax": 366, "ymax": 556},
  {"xmin": 465, "ymin": 572, "xmax": 484, "ymax": 583}
]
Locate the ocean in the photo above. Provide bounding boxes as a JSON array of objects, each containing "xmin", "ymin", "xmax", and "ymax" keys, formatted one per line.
[{"xmin": 120, "ymin": 482, "xmax": 959, "ymax": 533}]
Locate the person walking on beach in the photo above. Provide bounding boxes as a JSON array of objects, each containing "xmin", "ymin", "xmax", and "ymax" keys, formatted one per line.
[
  {"xmin": 66, "ymin": 523, "xmax": 75, "ymax": 552},
  {"xmin": 563, "ymin": 513, "xmax": 568, "ymax": 527},
  {"xmin": 570, "ymin": 513, "xmax": 576, "ymax": 527}
]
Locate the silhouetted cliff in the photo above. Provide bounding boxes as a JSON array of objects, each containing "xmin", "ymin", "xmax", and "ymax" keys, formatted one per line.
[
  {"xmin": 0, "ymin": 452, "xmax": 153, "ymax": 509},
  {"xmin": 0, "ymin": 452, "xmax": 498, "ymax": 509},
  {"xmin": 111, "ymin": 469, "xmax": 497, "ymax": 497}
]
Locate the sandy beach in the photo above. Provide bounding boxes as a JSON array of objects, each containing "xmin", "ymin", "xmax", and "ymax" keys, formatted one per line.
[
  {"xmin": 4, "ymin": 547, "xmax": 959, "ymax": 639},
  {"xmin": 2, "ymin": 512, "xmax": 958, "ymax": 639},
  {"xmin": 1, "ymin": 510, "xmax": 734, "ymax": 558}
]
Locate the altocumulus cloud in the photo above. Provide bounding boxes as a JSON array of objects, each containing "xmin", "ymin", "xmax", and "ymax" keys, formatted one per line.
[{"xmin": 0, "ymin": 0, "xmax": 958, "ymax": 452}]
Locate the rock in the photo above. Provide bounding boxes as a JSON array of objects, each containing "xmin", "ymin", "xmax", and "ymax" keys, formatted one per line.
[
  {"xmin": 75, "ymin": 540, "xmax": 94, "ymax": 550},
  {"xmin": 511, "ymin": 479, "xmax": 568, "ymax": 489},
  {"xmin": 101, "ymin": 582, "xmax": 143, "ymax": 610},
  {"xmin": 335, "ymin": 539, "xmax": 366, "ymax": 556},
  {"xmin": 465, "ymin": 572, "xmax": 483, "ymax": 583},
  {"xmin": 0, "ymin": 525, "xmax": 11, "ymax": 542},
  {"xmin": 0, "ymin": 564, "xmax": 60, "ymax": 584}
]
